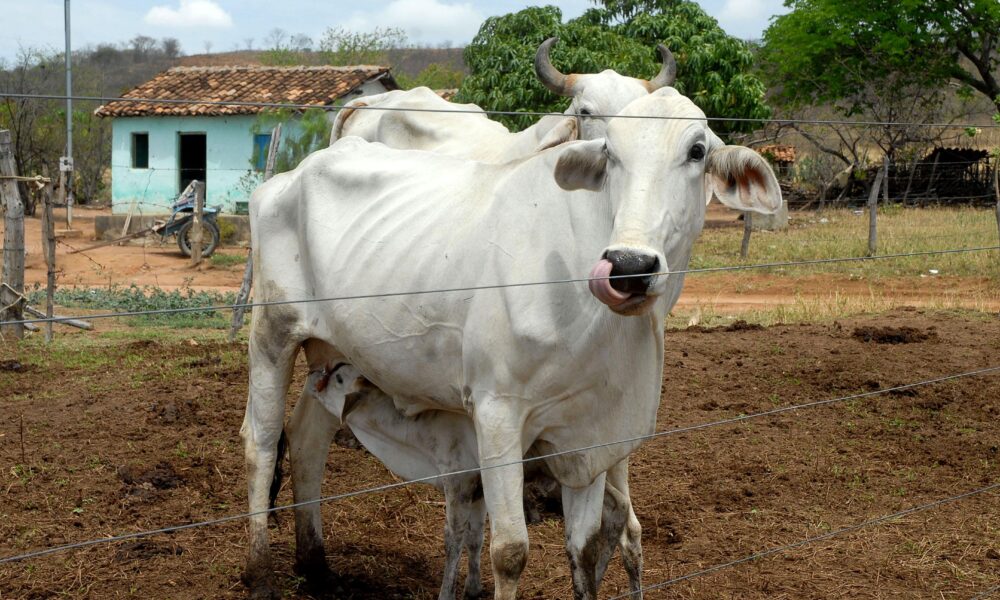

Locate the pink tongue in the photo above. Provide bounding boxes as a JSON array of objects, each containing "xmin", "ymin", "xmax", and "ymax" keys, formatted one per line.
[{"xmin": 589, "ymin": 259, "xmax": 631, "ymax": 306}]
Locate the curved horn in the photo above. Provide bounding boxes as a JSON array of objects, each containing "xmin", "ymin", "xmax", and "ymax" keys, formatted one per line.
[
  {"xmin": 647, "ymin": 44, "xmax": 677, "ymax": 91},
  {"xmin": 535, "ymin": 37, "xmax": 572, "ymax": 97}
]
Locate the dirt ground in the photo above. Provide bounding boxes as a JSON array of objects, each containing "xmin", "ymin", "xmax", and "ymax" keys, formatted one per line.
[
  {"xmin": 2, "ymin": 308, "xmax": 998, "ymax": 598},
  {"xmin": 11, "ymin": 206, "xmax": 1000, "ymax": 314}
]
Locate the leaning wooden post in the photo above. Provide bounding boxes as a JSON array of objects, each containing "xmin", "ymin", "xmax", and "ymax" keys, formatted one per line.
[
  {"xmin": 190, "ymin": 181, "xmax": 205, "ymax": 267},
  {"xmin": 740, "ymin": 212, "xmax": 752, "ymax": 258},
  {"xmin": 867, "ymin": 161, "xmax": 886, "ymax": 257},
  {"xmin": 993, "ymin": 160, "xmax": 999, "ymax": 249},
  {"xmin": 882, "ymin": 156, "xmax": 890, "ymax": 203},
  {"xmin": 228, "ymin": 125, "xmax": 281, "ymax": 343},
  {"xmin": 42, "ymin": 183, "xmax": 57, "ymax": 342},
  {"xmin": 0, "ymin": 130, "xmax": 25, "ymax": 340}
]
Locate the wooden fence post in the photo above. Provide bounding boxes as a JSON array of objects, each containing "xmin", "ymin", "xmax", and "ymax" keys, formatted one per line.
[
  {"xmin": 228, "ymin": 124, "xmax": 281, "ymax": 343},
  {"xmin": 0, "ymin": 130, "xmax": 25, "ymax": 340},
  {"xmin": 190, "ymin": 181, "xmax": 205, "ymax": 267},
  {"xmin": 882, "ymin": 156, "xmax": 890, "ymax": 203},
  {"xmin": 994, "ymin": 163, "xmax": 999, "ymax": 249},
  {"xmin": 42, "ymin": 184, "xmax": 57, "ymax": 342},
  {"xmin": 740, "ymin": 212, "xmax": 752, "ymax": 258},
  {"xmin": 867, "ymin": 161, "xmax": 886, "ymax": 257}
]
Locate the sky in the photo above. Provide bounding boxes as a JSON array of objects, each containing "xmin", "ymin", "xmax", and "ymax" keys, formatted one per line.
[{"xmin": 0, "ymin": 0, "xmax": 789, "ymax": 63}]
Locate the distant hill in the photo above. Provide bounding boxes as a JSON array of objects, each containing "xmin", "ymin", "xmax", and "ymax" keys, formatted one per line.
[{"xmin": 177, "ymin": 48, "xmax": 467, "ymax": 79}]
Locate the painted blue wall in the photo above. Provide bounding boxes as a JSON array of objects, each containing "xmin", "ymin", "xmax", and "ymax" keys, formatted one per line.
[{"xmin": 109, "ymin": 115, "xmax": 294, "ymax": 214}]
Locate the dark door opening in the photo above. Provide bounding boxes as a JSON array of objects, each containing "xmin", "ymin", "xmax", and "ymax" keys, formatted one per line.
[{"xmin": 178, "ymin": 133, "xmax": 206, "ymax": 194}]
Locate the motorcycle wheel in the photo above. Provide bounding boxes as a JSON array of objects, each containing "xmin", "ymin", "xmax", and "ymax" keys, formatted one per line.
[{"xmin": 177, "ymin": 220, "xmax": 220, "ymax": 258}]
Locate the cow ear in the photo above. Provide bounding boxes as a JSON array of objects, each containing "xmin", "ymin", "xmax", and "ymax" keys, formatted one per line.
[
  {"xmin": 554, "ymin": 139, "xmax": 607, "ymax": 192},
  {"xmin": 704, "ymin": 146, "xmax": 783, "ymax": 214},
  {"xmin": 535, "ymin": 117, "xmax": 579, "ymax": 152}
]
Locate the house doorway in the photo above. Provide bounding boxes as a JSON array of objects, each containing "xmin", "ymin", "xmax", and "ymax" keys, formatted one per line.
[{"xmin": 178, "ymin": 133, "xmax": 206, "ymax": 194}]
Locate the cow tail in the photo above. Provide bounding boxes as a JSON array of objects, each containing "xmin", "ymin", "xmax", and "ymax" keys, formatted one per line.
[{"xmin": 268, "ymin": 428, "xmax": 288, "ymax": 513}]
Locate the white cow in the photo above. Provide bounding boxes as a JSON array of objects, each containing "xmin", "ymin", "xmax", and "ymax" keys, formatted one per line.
[
  {"xmin": 322, "ymin": 37, "xmax": 672, "ymax": 594},
  {"xmin": 242, "ymin": 88, "xmax": 782, "ymax": 600},
  {"xmin": 330, "ymin": 38, "xmax": 677, "ymax": 162}
]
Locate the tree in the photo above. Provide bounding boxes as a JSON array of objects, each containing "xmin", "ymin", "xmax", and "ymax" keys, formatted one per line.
[
  {"xmin": 0, "ymin": 48, "xmax": 64, "ymax": 215},
  {"xmin": 161, "ymin": 37, "xmax": 181, "ymax": 58},
  {"xmin": 455, "ymin": 4, "xmax": 770, "ymax": 132},
  {"xmin": 252, "ymin": 108, "xmax": 330, "ymax": 174},
  {"xmin": 318, "ymin": 26, "xmax": 407, "ymax": 65},
  {"xmin": 265, "ymin": 28, "xmax": 288, "ymax": 51},
  {"xmin": 759, "ymin": 0, "xmax": 997, "ymax": 171},
  {"xmin": 396, "ymin": 63, "xmax": 465, "ymax": 90},
  {"xmin": 761, "ymin": 0, "xmax": 1000, "ymax": 115}
]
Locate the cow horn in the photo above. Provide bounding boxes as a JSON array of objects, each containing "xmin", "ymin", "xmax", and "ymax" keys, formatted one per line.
[
  {"xmin": 535, "ymin": 37, "xmax": 572, "ymax": 97},
  {"xmin": 647, "ymin": 44, "xmax": 677, "ymax": 91}
]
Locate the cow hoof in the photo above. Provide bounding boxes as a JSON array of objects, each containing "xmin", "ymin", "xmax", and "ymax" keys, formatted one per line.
[
  {"xmin": 242, "ymin": 575, "xmax": 280, "ymax": 600},
  {"xmin": 463, "ymin": 588, "xmax": 484, "ymax": 600},
  {"xmin": 294, "ymin": 552, "xmax": 331, "ymax": 587},
  {"xmin": 249, "ymin": 585, "xmax": 280, "ymax": 600}
]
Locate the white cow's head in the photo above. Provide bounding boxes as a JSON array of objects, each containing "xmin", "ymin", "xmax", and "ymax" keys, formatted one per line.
[
  {"xmin": 535, "ymin": 37, "xmax": 677, "ymax": 141},
  {"xmin": 554, "ymin": 89, "xmax": 782, "ymax": 316}
]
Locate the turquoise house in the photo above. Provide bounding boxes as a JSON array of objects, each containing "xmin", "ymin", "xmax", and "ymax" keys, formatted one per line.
[{"xmin": 96, "ymin": 65, "xmax": 398, "ymax": 215}]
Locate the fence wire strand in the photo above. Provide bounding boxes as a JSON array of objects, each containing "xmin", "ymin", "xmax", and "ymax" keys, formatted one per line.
[
  {"xmin": 3, "ymin": 91, "xmax": 1000, "ymax": 130},
  {"xmin": 1, "ymin": 363, "xmax": 996, "ymax": 567},
  {"xmin": 2, "ymin": 245, "xmax": 998, "ymax": 328},
  {"xmin": 970, "ymin": 584, "xmax": 1000, "ymax": 600},
  {"xmin": 607, "ymin": 481, "xmax": 1000, "ymax": 599}
]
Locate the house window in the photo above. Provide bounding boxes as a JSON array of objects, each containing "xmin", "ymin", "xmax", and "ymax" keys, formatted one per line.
[
  {"xmin": 131, "ymin": 133, "xmax": 149, "ymax": 169},
  {"xmin": 252, "ymin": 133, "xmax": 272, "ymax": 171}
]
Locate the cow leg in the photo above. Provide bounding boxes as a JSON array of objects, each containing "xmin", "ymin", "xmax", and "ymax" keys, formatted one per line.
[
  {"xmin": 286, "ymin": 387, "xmax": 339, "ymax": 581},
  {"xmin": 562, "ymin": 472, "xmax": 608, "ymax": 600},
  {"xmin": 439, "ymin": 478, "xmax": 466, "ymax": 600},
  {"xmin": 607, "ymin": 459, "xmax": 643, "ymax": 597},
  {"xmin": 241, "ymin": 338, "xmax": 298, "ymax": 600},
  {"xmin": 473, "ymin": 399, "xmax": 528, "ymax": 600},
  {"xmin": 594, "ymin": 478, "xmax": 629, "ymax": 589},
  {"xmin": 439, "ymin": 474, "xmax": 486, "ymax": 600},
  {"xmin": 462, "ymin": 487, "xmax": 486, "ymax": 600}
]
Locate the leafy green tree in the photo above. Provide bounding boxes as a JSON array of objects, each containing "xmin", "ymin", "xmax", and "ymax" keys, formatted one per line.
[
  {"xmin": 456, "ymin": 4, "xmax": 770, "ymax": 133},
  {"xmin": 396, "ymin": 63, "xmax": 466, "ymax": 90},
  {"xmin": 761, "ymin": 0, "xmax": 1000, "ymax": 115},
  {"xmin": 759, "ymin": 0, "xmax": 1000, "ymax": 166},
  {"xmin": 251, "ymin": 108, "xmax": 331, "ymax": 174}
]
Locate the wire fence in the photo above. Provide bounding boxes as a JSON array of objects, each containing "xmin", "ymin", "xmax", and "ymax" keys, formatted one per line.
[
  {"xmin": 606, "ymin": 481, "xmax": 1000, "ymax": 599},
  {"xmin": 2, "ymin": 363, "xmax": 996, "ymax": 567},
  {"xmin": 2, "ymin": 86, "xmax": 999, "ymax": 596},
  {"xmin": 1, "ymin": 245, "xmax": 997, "ymax": 328},
  {"xmin": 3, "ymin": 91, "xmax": 1000, "ymax": 131}
]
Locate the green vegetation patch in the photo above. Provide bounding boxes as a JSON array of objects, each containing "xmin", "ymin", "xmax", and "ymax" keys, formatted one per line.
[{"xmin": 27, "ymin": 284, "xmax": 239, "ymax": 329}]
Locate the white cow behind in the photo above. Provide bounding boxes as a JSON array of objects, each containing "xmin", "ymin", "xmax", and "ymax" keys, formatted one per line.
[
  {"xmin": 330, "ymin": 38, "xmax": 677, "ymax": 162},
  {"xmin": 289, "ymin": 363, "xmax": 632, "ymax": 600},
  {"xmin": 242, "ymin": 88, "xmax": 782, "ymax": 600}
]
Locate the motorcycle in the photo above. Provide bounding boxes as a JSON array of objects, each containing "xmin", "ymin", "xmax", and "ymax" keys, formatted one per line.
[{"xmin": 151, "ymin": 182, "xmax": 221, "ymax": 258}]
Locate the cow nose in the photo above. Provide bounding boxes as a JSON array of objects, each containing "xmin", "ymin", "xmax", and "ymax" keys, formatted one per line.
[{"xmin": 603, "ymin": 249, "xmax": 659, "ymax": 295}]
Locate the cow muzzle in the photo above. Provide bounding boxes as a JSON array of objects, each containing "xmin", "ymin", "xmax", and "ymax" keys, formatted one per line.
[{"xmin": 588, "ymin": 249, "xmax": 664, "ymax": 314}]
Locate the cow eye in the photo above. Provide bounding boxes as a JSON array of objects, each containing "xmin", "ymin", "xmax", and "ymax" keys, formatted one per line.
[{"xmin": 688, "ymin": 143, "xmax": 706, "ymax": 162}]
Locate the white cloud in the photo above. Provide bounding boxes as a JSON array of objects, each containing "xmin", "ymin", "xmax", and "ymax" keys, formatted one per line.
[
  {"xmin": 347, "ymin": 0, "xmax": 484, "ymax": 44},
  {"xmin": 144, "ymin": 0, "xmax": 233, "ymax": 28}
]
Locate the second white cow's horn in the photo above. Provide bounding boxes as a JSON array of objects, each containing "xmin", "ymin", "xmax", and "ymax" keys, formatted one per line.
[
  {"xmin": 647, "ymin": 44, "xmax": 677, "ymax": 91},
  {"xmin": 534, "ymin": 37, "xmax": 678, "ymax": 96}
]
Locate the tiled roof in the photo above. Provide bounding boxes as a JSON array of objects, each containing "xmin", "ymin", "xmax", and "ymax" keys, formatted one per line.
[
  {"xmin": 756, "ymin": 144, "xmax": 796, "ymax": 163},
  {"xmin": 96, "ymin": 65, "xmax": 397, "ymax": 117}
]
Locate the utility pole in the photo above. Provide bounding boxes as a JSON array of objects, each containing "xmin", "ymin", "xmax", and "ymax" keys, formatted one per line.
[{"xmin": 62, "ymin": 0, "xmax": 75, "ymax": 230}]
